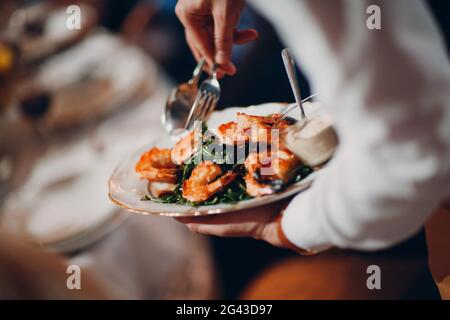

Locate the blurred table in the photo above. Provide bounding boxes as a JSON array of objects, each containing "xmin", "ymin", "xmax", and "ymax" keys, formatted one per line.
[
  {"xmin": 0, "ymin": 33, "xmax": 217, "ymax": 299},
  {"xmin": 70, "ymin": 213, "xmax": 216, "ymax": 299}
]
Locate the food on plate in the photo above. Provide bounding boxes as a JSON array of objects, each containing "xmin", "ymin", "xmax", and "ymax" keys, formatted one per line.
[
  {"xmin": 171, "ymin": 129, "xmax": 202, "ymax": 165},
  {"xmin": 182, "ymin": 160, "xmax": 238, "ymax": 202},
  {"xmin": 217, "ymin": 113, "xmax": 295, "ymax": 145},
  {"xmin": 217, "ymin": 121, "xmax": 245, "ymax": 145},
  {"xmin": 244, "ymin": 148, "xmax": 301, "ymax": 197},
  {"xmin": 135, "ymin": 148, "xmax": 178, "ymax": 183},
  {"xmin": 148, "ymin": 182, "xmax": 178, "ymax": 198},
  {"xmin": 135, "ymin": 112, "xmax": 313, "ymax": 206}
]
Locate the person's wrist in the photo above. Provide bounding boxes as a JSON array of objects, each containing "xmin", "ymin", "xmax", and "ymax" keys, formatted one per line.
[
  {"xmin": 257, "ymin": 215, "xmax": 284, "ymax": 248},
  {"xmin": 275, "ymin": 214, "xmax": 317, "ymax": 255}
]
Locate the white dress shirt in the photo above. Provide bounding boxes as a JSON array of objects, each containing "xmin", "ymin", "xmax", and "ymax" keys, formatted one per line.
[{"xmin": 248, "ymin": 0, "xmax": 450, "ymax": 252}]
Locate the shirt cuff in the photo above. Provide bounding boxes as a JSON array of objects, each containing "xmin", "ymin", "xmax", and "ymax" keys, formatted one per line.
[{"xmin": 281, "ymin": 189, "xmax": 332, "ymax": 253}]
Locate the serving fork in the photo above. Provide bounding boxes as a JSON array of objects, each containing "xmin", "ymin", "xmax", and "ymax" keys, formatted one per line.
[{"xmin": 184, "ymin": 64, "xmax": 220, "ymax": 130}]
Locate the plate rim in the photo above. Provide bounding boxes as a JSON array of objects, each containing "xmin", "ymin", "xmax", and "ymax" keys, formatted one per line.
[{"xmin": 108, "ymin": 175, "xmax": 314, "ymax": 217}]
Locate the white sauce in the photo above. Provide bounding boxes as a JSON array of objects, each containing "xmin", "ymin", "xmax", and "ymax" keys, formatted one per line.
[{"xmin": 283, "ymin": 114, "xmax": 338, "ymax": 166}]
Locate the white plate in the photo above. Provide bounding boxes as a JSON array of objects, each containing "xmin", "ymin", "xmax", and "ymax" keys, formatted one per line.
[
  {"xmin": 108, "ymin": 101, "xmax": 326, "ymax": 217},
  {"xmin": 33, "ymin": 32, "xmax": 159, "ymax": 132},
  {"xmin": 0, "ymin": 75, "xmax": 171, "ymax": 253},
  {"xmin": 9, "ymin": 3, "xmax": 98, "ymax": 63}
]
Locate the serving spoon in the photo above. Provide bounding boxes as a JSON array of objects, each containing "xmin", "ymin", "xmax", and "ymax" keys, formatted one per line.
[
  {"xmin": 162, "ymin": 58, "xmax": 205, "ymax": 133},
  {"xmin": 281, "ymin": 48, "xmax": 306, "ymax": 119}
]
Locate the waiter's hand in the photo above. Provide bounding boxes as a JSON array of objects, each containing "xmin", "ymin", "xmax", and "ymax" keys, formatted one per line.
[
  {"xmin": 175, "ymin": 201, "xmax": 286, "ymax": 248},
  {"xmin": 175, "ymin": 0, "xmax": 258, "ymax": 76}
]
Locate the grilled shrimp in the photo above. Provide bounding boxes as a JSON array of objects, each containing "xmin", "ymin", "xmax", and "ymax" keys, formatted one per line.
[
  {"xmin": 182, "ymin": 160, "xmax": 238, "ymax": 202},
  {"xmin": 244, "ymin": 148, "xmax": 301, "ymax": 197},
  {"xmin": 217, "ymin": 113, "xmax": 295, "ymax": 145},
  {"xmin": 171, "ymin": 130, "xmax": 202, "ymax": 165},
  {"xmin": 135, "ymin": 147, "xmax": 178, "ymax": 183},
  {"xmin": 217, "ymin": 121, "xmax": 248, "ymax": 145},
  {"xmin": 239, "ymin": 113, "xmax": 296, "ymax": 145}
]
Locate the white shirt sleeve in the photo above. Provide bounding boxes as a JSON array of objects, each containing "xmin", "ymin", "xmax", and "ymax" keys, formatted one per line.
[{"xmin": 248, "ymin": 0, "xmax": 450, "ymax": 251}]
